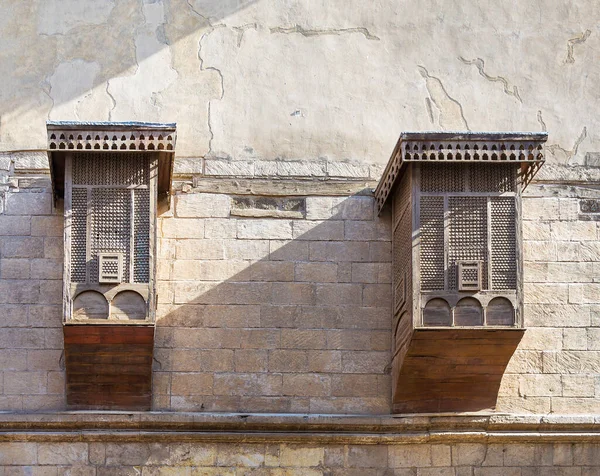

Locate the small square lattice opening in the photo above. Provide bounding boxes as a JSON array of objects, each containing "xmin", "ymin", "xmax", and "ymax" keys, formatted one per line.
[
  {"xmin": 458, "ymin": 261, "xmax": 482, "ymax": 291},
  {"xmin": 98, "ymin": 253, "xmax": 123, "ymax": 283}
]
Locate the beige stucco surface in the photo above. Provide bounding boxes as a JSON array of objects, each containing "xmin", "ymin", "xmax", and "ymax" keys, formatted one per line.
[{"xmin": 1, "ymin": 0, "xmax": 598, "ymax": 163}]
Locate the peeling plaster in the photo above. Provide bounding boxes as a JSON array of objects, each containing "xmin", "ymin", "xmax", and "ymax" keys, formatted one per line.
[
  {"xmin": 107, "ymin": 0, "xmax": 178, "ymax": 121},
  {"xmin": 417, "ymin": 66, "xmax": 469, "ymax": 131},
  {"xmin": 270, "ymin": 24, "xmax": 380, "ymax": 41},
  {"xmin": 459, "ymin": 56, "xmax": 522, "ymax": 103},
  {"xmin": 37, "ymin": 0, "xmax": 115, "ymax": 35},
  {"xmin": 548, "ymin": 127, "xmax": 588, "ymax": 164},
  {"xmin": 565, "ymin": 30, "xmax": 592, "ymax": 64}
]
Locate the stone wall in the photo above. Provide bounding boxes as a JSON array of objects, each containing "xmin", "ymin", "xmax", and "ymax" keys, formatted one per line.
[{"xmin": 1, "ymin": 439, "xmax": 600, "ymax": 474}]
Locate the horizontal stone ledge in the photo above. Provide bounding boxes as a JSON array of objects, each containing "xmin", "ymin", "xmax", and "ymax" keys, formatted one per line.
[
  {"xmin": 0, "ymin": 412, "xmax": 599, "ymax": 436},
  {"xmin": 173, "ymin": 178, "xmax": 377, "ymax": 197},
  {"xmin": 3, "ymin": 430, "xmax": 600, "ymax": 445}
]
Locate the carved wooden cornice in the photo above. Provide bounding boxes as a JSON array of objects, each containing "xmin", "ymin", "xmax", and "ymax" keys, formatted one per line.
[
  {"xmin": 47, "ymin": 121, "xmax": 176, "ymax": 152},
  {"xmin": 375, "ymin": 132, "xmax": 548, "ymax": 214}
]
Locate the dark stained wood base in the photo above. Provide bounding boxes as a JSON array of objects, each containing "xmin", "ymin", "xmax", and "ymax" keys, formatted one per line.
[
  {"xmin": 64, "ymin": 324, "xmax": 154, "ymax": 410},
  {"xmin": 392, "ymin": 328, "xmax": 524, "ymax": 413}
]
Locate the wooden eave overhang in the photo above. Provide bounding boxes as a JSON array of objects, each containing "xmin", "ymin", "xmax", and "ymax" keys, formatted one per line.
[
  {"xmin": 375, "ymin": 131, "xmax": 548, "ymax": 214},
  {"xmin": 46, "ymin": 121, "xmax": 177, "ymax": 207}
]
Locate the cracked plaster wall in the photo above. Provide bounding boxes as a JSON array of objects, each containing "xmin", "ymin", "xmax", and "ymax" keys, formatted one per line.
[{"xmin": 0, "ymin": 0, "xmax": 598, "ymax": 163}]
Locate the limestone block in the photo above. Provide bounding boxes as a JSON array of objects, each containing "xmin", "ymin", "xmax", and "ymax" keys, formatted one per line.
[
  {"xmin": 4, "ymin": 371, "xmax": 47, "ymax": 394},
  {"xmin": 553, "ymin": 443, "xmax": 574, "ymax": 466},
  {"xmin": 204, "ymin": 218, "xmax": 237, "ymax": 239},
  {"xmin": 295, "ymin": 262, "xmax": 338, "ymax": 283},
  {"xmin": 276, "ymin": 160, "xmax": 327, "ymax": 178},
  {"xmin": 505, "ymin": 350, "xmax": 543, "ymax": 374},
  {"xmin": 524, "ymin": 304, "xmax": 591, "ymax": 328},
  {"xmin": 351, "ymin": 263, "xmax": 391, "ymax": 284},
  {"xmin": 388, "ymin": 445, "xmax": 432, "ymax": 467},
  {"xmin": 551, "ymin": 397, "xmax": 600, "ymax": 414},
  {"xmin": 175, "ymin": 240, "xmax": 225, "ymax": 260},
  {"xmin": 216, "ymin": 444, "xmax": 265, "ymax": 467},
  {"xmin": 522, "ymin": 222, "xmax": 552, "ymax": 241},
  {"xmin": 559, "ymin": 198, "xmax": 580, "ymax": 221},
  {"xmin": 0, "ymin": 349, "xmax": 27, "ymax": 371},
  {"xmin": 305, "ymin": 197, "xmax": 341, "ymax": 220},
  {"xmin": 362, "ymin": 284, "xmax": 391, "ymax": 308},
  {"xmin": 281, "ymin": 329, "xmax": 326, "ymax": 350},
  {"xmin": 172, "ymin": 158, "xmax": 204, "ymax": 174},
  {"xmin": 214, "ymin": 373, "xmax": 282, "ymax": 396},
  {"xmin": 268, "ymin": 350, "xmax": 309, "ymax": 372},
  {"xmin": 587, "ymin": 328, "xmax": 600, "ymax": 350},
  {"xmin": 327, "ymin": 161, "xmax": 371, "ymax": 179},
  {"xmin": 272, "ymin": 283, "xmax": 315, "ymax": 305},
  {"xmin": 269, "ymin": 240, "xmax": 309, "ymax": 261},
  {"xmin": 223, "ymin": 239, "xmax": 270, "ymax": 260},
  {"xmin": 430, "ymin": 445, "xmax": 452, "ymax": 467},
  {"xmin": 524, "ymin": 283, "xmax": 569, "ymax": 304},
  {"xmin": 563, "ymin": 328, "xmax": 588, "ymax": 350},
  {"xmin": 309, "ymin": 241, "xmax": 370, "ymax": 262},
  {"xmin": 522, "ymin": 198, "xmax": 559, "ymax": 221},
  {"xmin": 237, "ymin": 219, "xmax": 293, "ymax": 240},
  {"xmin": 519, "ymin": 374, "xmax": 562, "ymax": 397},
  {"xmin": 345, "ymin": 220, "xmax": 390, "ymax": 241},
  {"xmin": 5, "ymin": 192, "xmax": 52, "ymax": 216},
  {"xmin": 104, "ymin": 443, "xmax": 169, "ymax": 466},
  {"xmin": 203, "ymin": 305, "xmax": 261, "ymax": 328},
  {"xmin": 38, "ymin": 443, "xmax": 88, "ymax": 465},
  {"xmin": 171, "ymin": 328, "xmax": 241, "ymax": 349},
  {"xmin": 39, "ymin": 280, "xmax": 62, "ymax": 304},
  {"xmin": 43, "ymin": 237, "xmax": 63, "ymax": 259},
  {"xmin": 30, "ymin": 259, "xmax": 62, "ymax": 280},
  {"xmin": 0, "ymin": 216, "xmax": 31, "ymax": 235},
  {"xmin": 0, "ymin": 281, "xmax": 40, "ymax": 304},
  {"xmin": 292, "ymin": 220, "xmax": 345, "ymax": 241},
  {"xmin": 523, "ymin": 241, "xmax": 557, "ymax": 262},
  {"xmin": 309, "ymin": 396, "xmax": 390, "ymax": 414},
  {"xmin": 369, "ymin": 242, "xmax": 392, "ymax": 262},
  {"xmin": 1, "ymin": 258, "xmax": 31, "ymax": 279},
  {"xmin": 546, "ymin": 262, "xmax": 593, "ymax": 283},
  {"xmin": 2, "ymin": 237, "xmax": 44, "ymax": 258},
  {"xmin": 331, "ymin": 374, "xmax": 380, "ymax": 397},
  {"xmin": 205, "ymin": 158, "xmax": 255, "ymax": 176},
  {"xmin": 175, "ymin": 281, "xmax": 272, "ymax": 305},
  {"xmin": 573, "ymin": 443, "xmax": 600, "ymax": 465},
  {"xmin": 551, "ymin": 221, "xmax": 597, "ymax": 241},
  {"xmin": 168, "ymin": 349, "xmax": 234, "ymax": 372},
  {"xmin": 279, "ymin": 446, "xmax": 324, "ymax": 467},
  {"xmin": 26, "ymin": 349, "xmax": 63, "ymax": 371},
  {"xmin": 562, "ymin": 375, "xmax": 595, "ymax": 397},
  {"xmin": 170, "ymin": 373, "xmax": 214, "ymax": 395},
  {"xmin": 234, "ymin": 349, "xmax": 268, "ymax": 372},
  {"xmin": 307, "ymin": 350, "xmax": 342, "ymax": 373},
  {"xmin": 250, "ymin": 261, "xmax": 294, "ymax": 282},
  {"xmin": 235, "ymin": 328, "xmax": 280, "ymax": 350},
  {"xmin": 169, "ymin": 443, "xmax": 217, "ymax": 467},
  {"xmin": 175, "ymin": 193, "xmax": 230, "ymax": 218},
  {"xmin": 341, "ymin": 351, "xmax": 388, "ymax": 374},
  {"xmin": 161, "ymin": 218, "xmax": 205, "ymax": 239},
  {"xmin": 519, "ymin": 328, "xmax": 563, "ymax": 350},
  {"xmin": 88, "ymin": 443, "xmax": 106, "ymax": 466},
  {"xmin": 172, "ymin": 260, "xmax": 249, "ymax": 281},
  {"xmin": 316, "ymin": 283, "xmax": 362, "ymax": 307},
  {"xmin": 0, "ymin": 443, "xmax": 37, "ymax": 465}
]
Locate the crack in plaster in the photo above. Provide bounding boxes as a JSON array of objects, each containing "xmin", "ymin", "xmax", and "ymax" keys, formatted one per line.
[
  {"xmin": 537, "ymin": 110, "xmax": 547, "ymax": 132},
  {"xmin": 547, "ymin": 127, "xmax": 588, "ymax": 163},
  {"xmin": 425, "ymin": 97, "xmax": 434, "ymax": 124},
  {"xmin": 106, "ymin": 80, "xmax": 117, "ymax": 121},
  {"xmin": 197, "ymin": 24, "xmax": 225, "ymax": 157},
  {"xmin": 40, "ymin": 79, "xmax": 55, "ymax": 121},
  {"xmin": 417, "ymin": 65, "xmax": 469, "ymax": 131},
  {"xmin": 185, "ymin": 0, "xmax": 212, "ymax": 26},
  {"xmin": 565, "ymin": 30, "xmax": 592, "ymax": 64},
  {"xmin": 233, "ymin": 23, "xmax": 258, "ymax": 47},
  {"xmin": 270, "ymin": 24, "xmax": 380, "ymax": 41},
  {"xmin": 459, "ymin": 56, "xmax": 522, "ymax": 103}
]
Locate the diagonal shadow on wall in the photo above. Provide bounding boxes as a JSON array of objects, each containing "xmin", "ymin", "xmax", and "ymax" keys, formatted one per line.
[{"xmin": 151, "ymin": 191, "xmax": 394, "ymax": 414}]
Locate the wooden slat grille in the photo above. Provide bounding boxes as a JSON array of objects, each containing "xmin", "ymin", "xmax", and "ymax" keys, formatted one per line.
[
  {"xmin": 491, "ymin": 197, "xmax": 517, "ymax": 290},
  {"xmin": 448, "ymin": 197, "xmax": 488, "ymax": 290},
  {"xmin": 419, "ymin": 196, "xmax": 444, "ymax": 291}
]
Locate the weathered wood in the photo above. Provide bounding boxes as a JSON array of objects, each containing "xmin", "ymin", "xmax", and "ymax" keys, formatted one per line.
[
  {"xmin": 392, "ymin": 328, "xmax": 524, "ymax": 413},
  {"xmin": 64, "ymin": 325, "xmax": 154, "ymax": 410}
]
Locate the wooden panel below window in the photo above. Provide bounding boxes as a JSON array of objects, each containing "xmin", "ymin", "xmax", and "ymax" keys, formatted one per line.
[
  {"xmin": 392, "ymin": 328, "xmax": 524, "ymax": 413},
  {"xmin": 64, "ymin": 324, "xmax": 154, "ymax": 410}
]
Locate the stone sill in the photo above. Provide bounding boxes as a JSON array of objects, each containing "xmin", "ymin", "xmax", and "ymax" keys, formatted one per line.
[{"xmin": 1, "ymin": 412, "xmax": 600, "ymax": 444}]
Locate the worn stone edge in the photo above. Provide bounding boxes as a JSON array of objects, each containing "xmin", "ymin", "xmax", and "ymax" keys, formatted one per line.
[{"xmin": 0, "ymin": 413, "xmax": 599, "ymax": 443}]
